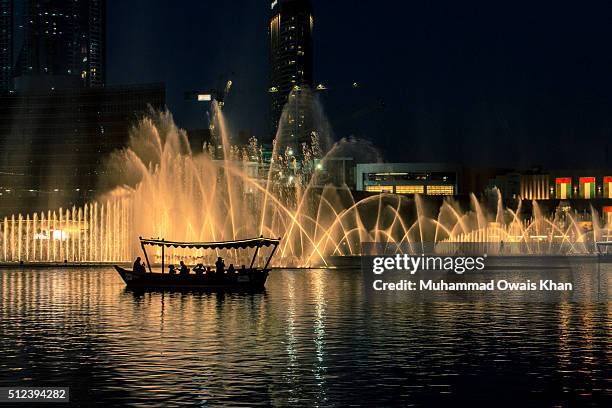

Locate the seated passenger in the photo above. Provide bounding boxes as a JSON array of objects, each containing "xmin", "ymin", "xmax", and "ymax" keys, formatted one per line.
[
  {"xmin": 205, "ymin": 266, "xmax": 212, "ymax": 274},
  {"xmin": 168, "ymin": 264, "xmax": 176, "ymax": 275},
  {"xmin": 240, "ymin": 264, "xmax": 247, "ymax": 274},
  {"xmin": 133, "ymin": 257, "xmax": 145, "ymax": 273},
  {"xmin": 179, "ymin": 260, "xmax": 190, "ymax": 275},
  {"xmin": 227, "ymin": 264, "xmax": 236, "ymax": 274},
  {"xmin": 215, "ymin": 257, "xmax": 225, "ymax": 274},
  {"xmin": 193, "ymin": 263, "xmax": 204, "ymax": 275}
]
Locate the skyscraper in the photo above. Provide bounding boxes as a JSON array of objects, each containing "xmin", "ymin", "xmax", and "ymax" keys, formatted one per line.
[
  {"xmin": 14, "ymin": 0, "xmax": 105, "ymax": 90},
  {"xmin": 0, "ymin": 0, "xmax": 13, "ymax": 91},
  {"xmin": 269, "ymin": 0, "xmax": 314, "ymax": 148}
]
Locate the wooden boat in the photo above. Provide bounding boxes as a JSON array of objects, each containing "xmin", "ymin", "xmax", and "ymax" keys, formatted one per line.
[{"xmin": 114, "ymin": 236, "xmax": 280, "ymax": 290}]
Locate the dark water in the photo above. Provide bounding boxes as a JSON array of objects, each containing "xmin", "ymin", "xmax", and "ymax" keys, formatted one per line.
[{"xmin": 0, "ymin": 263, "xmax": 610, "ymax": 407}]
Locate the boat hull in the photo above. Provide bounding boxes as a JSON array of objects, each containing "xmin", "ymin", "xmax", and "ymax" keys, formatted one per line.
[{"xmin": 114, "ymin": 266, "xmax": 268, "ymax": 290}]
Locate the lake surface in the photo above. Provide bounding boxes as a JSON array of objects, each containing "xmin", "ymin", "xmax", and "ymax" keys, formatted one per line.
[{"xmin": 0, "ymin": 262, "xmax": 610, "ymax": 407}]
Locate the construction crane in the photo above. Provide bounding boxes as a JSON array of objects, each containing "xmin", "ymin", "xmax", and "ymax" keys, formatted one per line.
[
  {"xmin": 185, "ymin": 73, "xmax": 235, "ymax": 110},
  {"xmin": 184, "ymin": 75, "xmax": 235, "ymax": 154}
]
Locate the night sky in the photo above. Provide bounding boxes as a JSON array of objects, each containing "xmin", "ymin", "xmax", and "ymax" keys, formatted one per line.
[{"xmin": 108, "ymin": 0, "xmax": 612, "ymax": 169}]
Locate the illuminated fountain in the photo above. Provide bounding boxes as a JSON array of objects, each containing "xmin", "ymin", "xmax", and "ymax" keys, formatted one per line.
[
  {"xmin": 1, "ymin": 200, "xmax": 131, "ymax": 263},
  {"xmin": 0, "ymin": 100, "xmax": 610, "ymax": 265}
]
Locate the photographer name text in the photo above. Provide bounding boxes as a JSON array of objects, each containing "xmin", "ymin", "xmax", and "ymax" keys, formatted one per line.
[{"xmin": 372, "ymin": 279, "xmax": 572, "ymax": 291}]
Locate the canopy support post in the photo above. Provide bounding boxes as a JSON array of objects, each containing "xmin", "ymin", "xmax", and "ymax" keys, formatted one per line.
[
  {"xmin": 249, "ymin": 245, "xmax": 260, "ymax": 269},
  {"xmin": 161, "ymin": 239, "xmax": 165, "ymax": 274},
  {"xmin": 140, "ymin": 237, "xmax": 152, "ymax": 273},
  {"xmin": 262, "ymin": 243, "xmax": 279, "ymax": 271}
]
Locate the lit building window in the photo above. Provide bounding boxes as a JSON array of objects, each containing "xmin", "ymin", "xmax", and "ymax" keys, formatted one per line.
[
  {"xmin": 395, "ymin": 185, "xmax": 425, "ymax": 194},
  {"xmin": 604, "ymin": 176, "xmax": 612, "ymax": 199},
  {"xmin": 365, "ymin": 185, "xmax": 393, "ymax": 193},
  {"xmin": 426, "ymin": 185, "xmax": 454, "ymax": 195},
  {"xmin": 579, "ymin": 177, "xmax": 595, "ymax": 199},
  {"xmin": 555, "ymin": 178, "xmax": 572, "ymax": 199}
]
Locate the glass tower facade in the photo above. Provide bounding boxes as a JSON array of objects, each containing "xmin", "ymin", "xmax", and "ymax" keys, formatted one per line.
[
  {"xmin": 0, "ymin": 0, "xmax": 13, "ymax": 91},
  {"xmin": 14, "ymin": 0, "xmax": 105, "ymax": 90},
  {"xmin": 269, "ymin": 0, "xmax": 314, "ymax": 148}
]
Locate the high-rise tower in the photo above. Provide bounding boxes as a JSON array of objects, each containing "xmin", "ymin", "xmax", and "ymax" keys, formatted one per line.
[
  {"xmin": 0, "ymin": 0, "xmax": 13, "ymax": 91},
  {"xmin": 269, "ymin": 0, "xmax": 314, "ymax": 148},
  {"xmin": 14, "ymin": 0, "xmax": 105, "ymax": 90}
]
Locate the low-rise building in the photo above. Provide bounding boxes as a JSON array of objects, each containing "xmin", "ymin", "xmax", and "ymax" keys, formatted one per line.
[
  {"xmin": 355, "ymin": 163, "xmax": 460, "ymax": 196},
  {"xmin": 488, "ymin": 169, "xmax": 612, "ymax": 200}
]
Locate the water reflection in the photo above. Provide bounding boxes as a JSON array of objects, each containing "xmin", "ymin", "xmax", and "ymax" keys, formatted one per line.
[{"xmin": 0, "ymin": 265, "xmax": 609, "ymax": 407}]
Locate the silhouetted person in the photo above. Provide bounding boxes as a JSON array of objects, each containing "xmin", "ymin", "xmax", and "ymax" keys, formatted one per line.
[
  {"xmin": 168, "ymin": 265, "xmax": 176, "ymax": 275},
  {"xmin": 206, "ymin": 266, "xmax": 212, "ymax": 274},
  {"xmin": 228, "ymin": 264, "xmax": 235, "ymax": 274},
  {"xmin": 240, "ymin": 264, "xmax": 246, "ymax": 274},
  {"xmin": 215, "ymin": 257, "xmax": 225, "ymax": 274},
  {"xmin": 194, "ymin": 263, "xmax": 204, "ymax": 276},
  {"xmin": 179, "ymin": 260, "xmax": 190, "ymax": 275},
  {"xmin": 133, "ymin": 257, "xmax": 145, "ymax": 273}
]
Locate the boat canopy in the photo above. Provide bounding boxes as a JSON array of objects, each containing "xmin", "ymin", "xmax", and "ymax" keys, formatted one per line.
[{"xmin": 139, "ymin": 236, "xmax": 281, "ymax": 250}]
